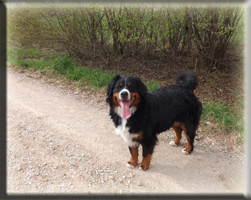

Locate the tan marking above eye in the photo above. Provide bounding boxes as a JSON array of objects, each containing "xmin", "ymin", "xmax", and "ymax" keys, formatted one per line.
[
  {"xmin": 128, "ymin": 83, "xmax": 131, "ymax": 86},
  {"xmin": 119, "ymin": 83, "xmax": 123, "ymax": 86}
]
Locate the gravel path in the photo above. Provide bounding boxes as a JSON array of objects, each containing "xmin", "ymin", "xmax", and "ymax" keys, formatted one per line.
[{"xmin": 7, "ymin": 68, "xmax": 245, "ymax": 194}]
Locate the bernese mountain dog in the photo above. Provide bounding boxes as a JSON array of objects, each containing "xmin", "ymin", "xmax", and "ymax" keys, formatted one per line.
[{"xmin": 106, "ymin": 73, "xmax": 203, "ymax": 171}]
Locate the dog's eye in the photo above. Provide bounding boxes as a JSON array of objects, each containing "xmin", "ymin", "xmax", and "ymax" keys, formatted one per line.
[
  {"xmin": 129, "ymin": 85, "xmax": 134, "ymax": 89},
  {"xmin": 118, "ymin": 83, "xmax": 123, "ymax": 88}
]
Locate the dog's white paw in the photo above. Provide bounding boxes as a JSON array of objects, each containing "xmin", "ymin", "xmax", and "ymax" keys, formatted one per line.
[
  {"xmin": 182, "ymin": 148, "xmax": 189, "ymax": 155},
  {"xmin": 169, "ymin": 140, "xmax": 177, "ymax": 146},
  {"xmin": 139, "ymin": 166, "xmax": 148, "ymax": 171},
  {"xmin": 126, "ymin": 163, "xmax": 135, "ymax": 169}
]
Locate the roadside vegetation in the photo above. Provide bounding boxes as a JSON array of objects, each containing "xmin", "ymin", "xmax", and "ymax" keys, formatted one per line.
[{"xmin": 7, "ymin": 3, "xmax": 244, "ymax": 137}]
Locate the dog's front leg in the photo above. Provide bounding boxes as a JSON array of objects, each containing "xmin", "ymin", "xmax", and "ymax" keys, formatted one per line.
[
  {"xmin": 127, "ymin": 146, "xmax": 139, "ymax": 168},
  {"xmin": 139, "ymin": 144, "xmax": 155, "ymax": 171}
]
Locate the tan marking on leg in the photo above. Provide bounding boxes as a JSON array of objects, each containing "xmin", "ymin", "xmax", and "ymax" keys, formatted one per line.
[
  {"xmin": 180, "ymin": 123, "xmax": 192, "ymax": 154},
  {"xmin": 139, "ymin": 154, "xmax": 152, "ymax": 171},
  {"xmin": 127, "ymin": 145, "xmax": 139, "ymax": 167},
  {"xmin": 171, "ymin": 125, "xmax": 182, "ymax": 146}
]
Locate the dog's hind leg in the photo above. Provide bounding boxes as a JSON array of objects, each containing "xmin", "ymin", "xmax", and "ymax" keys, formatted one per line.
[
  {"xmin": 170, "ymin": 124, "xmax": 182, "ymax": 146},
  {"xmin": 180, "ymin": 123, "xmax": 194, "ymax": 155}
]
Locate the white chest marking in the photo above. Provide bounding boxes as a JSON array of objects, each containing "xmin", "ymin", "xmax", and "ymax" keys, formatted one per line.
[{"xmin": 115, "ymin": 118, "xmax": 139, "ymax": 147}]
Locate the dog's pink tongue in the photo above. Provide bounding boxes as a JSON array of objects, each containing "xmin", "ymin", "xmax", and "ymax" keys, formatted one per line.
[{"xmin": 119, "ymin": 101, "xmax": 131, "ymax": 119}]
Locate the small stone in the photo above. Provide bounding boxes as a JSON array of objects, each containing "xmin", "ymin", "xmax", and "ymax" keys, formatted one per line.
[{"xmin": 17, "ymin": 166, "xmax": 22, "ymax": 171}]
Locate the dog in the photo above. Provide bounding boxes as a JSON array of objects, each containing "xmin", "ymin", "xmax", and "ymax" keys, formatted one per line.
[{"xmin": 106, "ymin": 73, "xmax": 202, "ymax": 171}]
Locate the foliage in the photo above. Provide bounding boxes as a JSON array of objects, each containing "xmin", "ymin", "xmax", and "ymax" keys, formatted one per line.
[
  {"xmin": 7, "ymin": 4, "xmax": 243, "ymax": 71},
  {"xmin": 188, "ymin": 7, "xmax": 243, "ymax": 70}
]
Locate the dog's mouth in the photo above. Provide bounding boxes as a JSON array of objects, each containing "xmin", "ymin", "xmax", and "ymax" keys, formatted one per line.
[{"xmin": 116, "ymin": 96, "xmax": 136, "ymax": 119}]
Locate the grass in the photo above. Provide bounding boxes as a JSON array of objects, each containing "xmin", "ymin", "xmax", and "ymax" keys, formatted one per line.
[
  {"xmin": 8, "ymin": 45, "xmax": 162, "ymax": 90},
  {"xmin": 145, "ymin": 79, "xmax": 161, "ymax": 92},
  {"xmin": 7, "ymin": 44, "xmax": 244, "ymax": 136},
  {"xmin": 8, "ymin": 45, "xmax": 160, "ymax": 91},
  {"xmin": 201, "ymin": 101, "xmax": 244, "ymax": 135}
]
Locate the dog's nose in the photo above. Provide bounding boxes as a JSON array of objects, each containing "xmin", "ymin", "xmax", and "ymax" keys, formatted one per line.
[{"xmin": 121, "ymin": 91, "xmax": 129, "ymax": 99}]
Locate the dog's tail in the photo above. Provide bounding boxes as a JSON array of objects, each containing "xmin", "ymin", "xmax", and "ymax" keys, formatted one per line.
[{"xmin": 176, "ymin": 73, "xmax": 198, "ymax": 90}]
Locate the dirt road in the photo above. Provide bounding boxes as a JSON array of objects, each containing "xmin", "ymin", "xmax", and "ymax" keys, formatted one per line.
[{"xmin": 7, "ymin": 68, "xmax": 245, "ymax": 194}]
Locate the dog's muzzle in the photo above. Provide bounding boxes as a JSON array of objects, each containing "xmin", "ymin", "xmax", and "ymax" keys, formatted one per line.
[{"xmin": 119, "ymin": 89, "xmax": 130, "ymax": 101}]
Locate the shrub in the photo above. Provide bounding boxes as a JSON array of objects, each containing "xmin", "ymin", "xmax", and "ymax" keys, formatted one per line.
[
  {"xmin": 187, "ymin": 6, "xmax": 243, "ymax": 71},
  {"xmin": 8, "ymin": 4, "xmax": 243, "ymax": 71}
]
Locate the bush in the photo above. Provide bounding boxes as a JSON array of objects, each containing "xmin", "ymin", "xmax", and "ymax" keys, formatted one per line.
[
  {"xmin": 8, "ymin": 4, "xmax": 243, "ymax": 71},
  {"xmin": 187, "ymin": 6, "xmax": 243, "ymax": 71}
]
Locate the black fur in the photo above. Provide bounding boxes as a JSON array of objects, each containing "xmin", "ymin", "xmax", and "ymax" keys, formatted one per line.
[
  {"xmin": 106, "ymin": 73, "xmax": 203, "ymax": 170},
  {"xmin": 106, "ymin": 74, "xmax": 121, "ymax": 104}
]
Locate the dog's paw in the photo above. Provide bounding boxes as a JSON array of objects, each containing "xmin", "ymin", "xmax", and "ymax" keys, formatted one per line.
[
  {"xmin": 182, "ymin": 148, "xmax": 189, "ymax": 155},
  {"xmin": 139, "ymin": 164, "xmax": 149, "ymax": 171},
  {"xmin": 127, "ymin": 160, "xmax": 138, "ymax": 168},
  {"xmin": 169, "ymin": 140, "xmax": 177, "ymax": 146},
  {"xmin": 126, "ymin": 163, "xmax": 136, "ymax": 169}
]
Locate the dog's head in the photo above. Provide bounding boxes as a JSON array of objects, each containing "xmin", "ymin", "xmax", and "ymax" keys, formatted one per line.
[{"xmin": 106, "ymin": 75, "xmax": 147, "ymax": 119}]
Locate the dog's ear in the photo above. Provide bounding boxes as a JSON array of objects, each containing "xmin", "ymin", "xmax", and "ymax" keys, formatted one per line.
[
  {"xmin": 106, "ymin": 74, "xmax": 121, "ymax": 103},
  {"xmin": 136, "ymin": 77, "xmax": 147, "ymax": 99}
]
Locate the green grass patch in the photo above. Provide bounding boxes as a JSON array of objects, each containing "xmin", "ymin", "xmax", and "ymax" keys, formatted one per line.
[
  {"xmin": 81, "ymin": 68, "xmax": 114, "ymax": 88},
  {"xmin": 8, "ymin": 47, "xmax": 54, "ymax": 71},
  {"xmin": 8, "ymin": 45, "xmax": 162, "ymax": 90},
  {"xmin": 25, "ymin": 48, "xmax": 41, "ymax": 57},
  {"xmin": 52, "ymin": 56, "xmax": 113, "ymax": 87},
  {"xmin": 17, "ymin": 47, "xmax": 41, "ymax": 59},
  {"xmin": 8, "ymin": 46, "xmax": 44, "ymax": 66},
  {"xmin": 8, "ymin": 45, "xmax": 114, "ymax": 88},
  {"xmin": 145, "ymin": 79, "xmax": 161, "ymax": 92},
  {"xmin": 7, "ymin": 46, "xmax": 19, "ymax": 66},
  {"xmin": 201, "ymin": 101, "xmax": 244, "ymax": 134}
]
